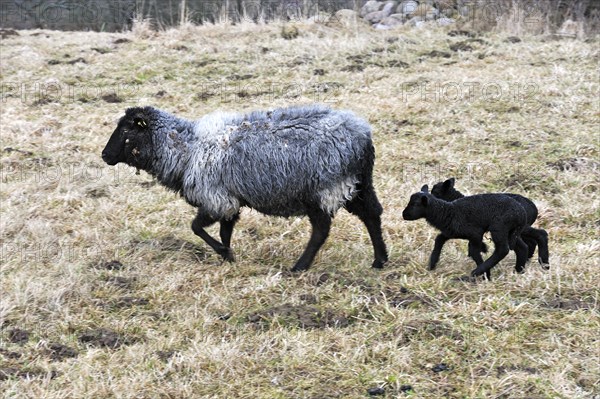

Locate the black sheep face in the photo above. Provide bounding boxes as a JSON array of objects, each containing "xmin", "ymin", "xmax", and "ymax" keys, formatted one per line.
[
  {"xmin": 102, "ymin": 107, "xmax": 154, "ymax": 171},
  {"xmin": 431, "ymin": 177, "xmax": 461, "ymax": 201},
  {"xmin": 402, "ymin": 190, "xmax": 429, "ymax": 221}
]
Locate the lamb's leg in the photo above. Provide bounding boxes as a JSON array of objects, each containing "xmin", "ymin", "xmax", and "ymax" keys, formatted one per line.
[
  {"xmin": 218, "ymin": 213, "xmax": 240, "ymax": 262},
  {"xmin": 345, "ymin": 188, "xmax": 388, "ymax": 269},
  {"xmin": 470, "ymin": 231, "xmax": 510, "ymax": 278},
  {"xmin": 191, "ymin": 211, "xmax": 232, "ymax": 261},
  {"xmin": 521, "ymin": 229, "xmax": 537, "ymax": 259},
  {"xmin": 536, "ymin": 228, "xmax": 550, "ymax": 268},
  {"xmin": 429, "ymin": 234, "xmax": 449, "ymax": 270},
  {"xmin": 514, "ymin": 236, "xmax": 528, "ymax": 273},
  {"xmin": 526, "ymin": 227, "xmax": 550, "ymax": 268},
  {"xmin": 290, "ymin": 208, "xmax": 332, "ymax": 272},
  {"xmin": 467, "ymin": 240, "xmax": 490, "ymax": 280}
]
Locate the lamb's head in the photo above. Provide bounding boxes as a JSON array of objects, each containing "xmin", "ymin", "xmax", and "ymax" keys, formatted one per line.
[
  {"xmin": 102, "ymin": 107, "xmax": 155, "ymax": 171},
  {"xmin": 402, "ymin": 185, "xmax": 431, "ymax": 221},
  {"xmin": 431, "ymin": 177, "xmax": 462, "ymax": 201}
]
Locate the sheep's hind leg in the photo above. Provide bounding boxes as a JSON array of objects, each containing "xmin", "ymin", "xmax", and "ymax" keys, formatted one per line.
[
  {"xmin": 345, "ymin": 188, "xmax": 388, "ymax": 269},
  {"xmin": 470, "ymin": 231, "xmax": 510, "ymax": 278},
  {"xmin": 531, "ymin": 227, "xmax": 550, "ymax": 269},
  {"xmin": 218, "ymin": 213, "xmax": 240, "ymax": 262},
  {"xmin": 514, "ymin": 236, "xmax": 528, "ymax": 273},
  {"xmin": 521, "ymin": 228, "xmax": 538, "ymax": 260},
  {"xmin": 191, "ymin": 211, "xmax": 232, "ymax": 262},
  {"xmin": 290, "ymin": 208, "xmax": 331, "ymax": 272}
]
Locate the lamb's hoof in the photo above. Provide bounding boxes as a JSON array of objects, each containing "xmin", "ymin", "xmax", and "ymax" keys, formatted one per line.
[
  {"xmin": 539, "ymin": 258, "xmax": 550, "ymax": 270},
  {"xmin": 481, "ymin": 243, "xmax": 488, "ymax": 253},
  {"xmin": 515, "ymin": 267, "xmax": 525, "ymax": 274},
  {"xmin": 538, "ymin": 258, "xmax": 550, "ymax": 270},
  {"xmin": 470, "ymin": 268, "xmax": 484, "ymax": 277},
  {"xmin": 218, "ymin": 247, "xmax": 235, "ymax": 262},
  {"xmin": 372, "ymin": 259, "xmax": 386, "ymax": 269},
  {"xmin": 290, "ymin": 264, "xmax": 309, "ymax": 273},
  {"xmin": 428, "ymin": 263, "xmax": 437, "ymax": 271}
]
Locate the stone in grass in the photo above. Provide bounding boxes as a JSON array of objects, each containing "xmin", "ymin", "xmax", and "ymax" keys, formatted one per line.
[
  {"xmin": 8, "ymin": 328, "xmax": 30, "ymax": 345},
  {"xmin": 102, "ymin": 93, "xmax": 123, "ymax": 103},
  {"xmin": 432, "ymin": 363, "xmax": 450, "ymax": 372},
  {"xmin": 47, "ymin": 343, "xmax": 78, "ymax": 361},
  {"xmin": 96, "ymin": 260, "xmax": 124, "ymax": 270},
  {"xmin": 78, "ymin": 328, "xmax": 129, "ymax": 349},
  {"xmin": 367, "ymin": 387, "xmax": 385, "ymax": 396},
  {"xmin": 0, "ymin": 348, "xmax": 21, "ymax": 359},
  {"xmin": 281, "ymin": 25, "xmax": 299, "ymax": 40},
  {"xmin": 0, "ymin": 367, "xmax": 59, "ymax": 381}
]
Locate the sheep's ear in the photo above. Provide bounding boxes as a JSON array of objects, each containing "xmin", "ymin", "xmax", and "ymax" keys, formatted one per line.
[
  {"xmin": 421, "ymin": 195, "xmax": 429, "ymax": 206},
  {"xmin": 444, "ymin": 178, "xmax": 455, "ymax": 189},
  {"xmin": 420, "ymin": 184, "xmax": 429, "ymax": 193},
  {"xmin": 133, "ymin": 116, "xmax": 148, "ymax": 128}
]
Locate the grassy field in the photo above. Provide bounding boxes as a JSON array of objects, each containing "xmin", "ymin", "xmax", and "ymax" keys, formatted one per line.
[{"xmin": 1, "ymin": 19, "xmax": 599, "ymax": 398}]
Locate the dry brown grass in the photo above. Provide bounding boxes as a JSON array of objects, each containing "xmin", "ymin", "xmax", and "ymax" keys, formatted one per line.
[{"xmin": 1, "ymin": 19, "xmax": 599, "ymax": 398}]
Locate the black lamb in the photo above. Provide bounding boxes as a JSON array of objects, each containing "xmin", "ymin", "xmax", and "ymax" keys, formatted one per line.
[
  {"xmin": 402, "ymin": 185, "xmax": 529, "ymax": 279},
  {"xmin": 101, "ymin": 104, "xmax": 388, "ymax": 272},
  {"xmin": 431, "ymin": 178, "xmax": 549, "ymax": 268}
]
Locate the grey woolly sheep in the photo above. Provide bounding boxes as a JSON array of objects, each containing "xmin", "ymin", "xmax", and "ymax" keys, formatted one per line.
[
  {"xmin": 431, "ymin": 178, "xmax": 549, "ymax": 268},
  {"xmin": 102, "ymin": 104, "xmax": 388, "ymax": 272},
  {"xmin": 402, "ymin": 185, "xmax": 528, "ymax": 279}
]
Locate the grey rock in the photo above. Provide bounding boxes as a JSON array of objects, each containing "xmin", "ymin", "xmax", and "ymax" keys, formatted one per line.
[
  {"xmin": 406, "ymin": 15, "xmax": 423, "ymax": 26},
  {"xmin": 379, "ymin": 15, "xmax": 405, "ymax": 28},
  {"xmin": 360, "ymin": 1, "xmax": 383, "ymax": 17},
  {"xmin": 436, "ymin": 17, "xmax": 456, "ymax": 26},
  {"xmin": 365, "ymin": 1, "xmax": 396, "ymax": 24},
  {"xmin": 397, "ymin": 0, "xmax": 419, "ymax": 16}
]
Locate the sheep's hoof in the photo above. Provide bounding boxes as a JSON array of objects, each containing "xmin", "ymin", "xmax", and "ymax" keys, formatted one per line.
[
  {"xmin": 290, "ymin": 261, "xmax": 310, "ymax": 272},
  {"xmin": 290, "ymin": 265, "xmax": 309, "ymax": 273},
  {"xmin": 218, "ymin": 247, "xmax": 235, "ymax": 262},
  {"xmin": 515, "ymin": 267, "xmax": 525, "ymax": 274},
  {"xmin": 372, "ymin": 259, "xmax": 386, "ymax": 269},
  {"xmin": 539, "ymin": 258, "xmax": 550, "ymax": 270},
  {"xmin": 470, "ymin": 268, "xmax": 484, "ymax": 277},
  {"xmin": 481, "ymin": 243, "xmax": 488, "ymax": 253},
  {"xmin": 428, "ymin": 263, "xmax": 437, "ymax": 271}
]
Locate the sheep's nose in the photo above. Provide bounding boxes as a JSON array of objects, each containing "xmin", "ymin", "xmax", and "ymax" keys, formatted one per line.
[{"xmin": 101, "ymin": 151, "xmax": 108, "ymax": 160}]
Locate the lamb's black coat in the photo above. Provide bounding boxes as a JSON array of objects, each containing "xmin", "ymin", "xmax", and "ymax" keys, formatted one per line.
[
  {"xmin": 101, "ymin": 104, "xmax": 388, "ymax": 272},
  {"xmin": 431, "ymin": 178, "xmax": 549, "ymax": 267},
  {"xmin": 402, "ymin": 185, "xmax": 528, "ymax": 279}
]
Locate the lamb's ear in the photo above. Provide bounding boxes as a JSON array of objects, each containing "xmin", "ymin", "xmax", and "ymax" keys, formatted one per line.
[
  {"xmin": 420, "ymin": 184, "xmax": 429, "ymax": 193},
  {"xmin": 444, "ymin": 178, "xmax": 455, "ymax": 189},
  {"xmin": 421, "ymin": 195, "xmax": 429, "ymax": 206}
]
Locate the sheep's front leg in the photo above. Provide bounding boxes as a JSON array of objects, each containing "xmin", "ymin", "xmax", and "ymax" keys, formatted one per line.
[
  {"xmin": 470, "ymin": 232, "xmax": 510, "ymax": 278},
  {"xmin": 467, "ymin": 240, "xmax": 491, "ymax": 280},
  {"xmin": 429, "ymin": 234, "xmax": 449, "ymax": 270},
  {"xmin": 290, "ymin": 208, "xmax": 332, "ymax": 272},
  {"xmin": 191, "ymin": 211, "xmax": 233, "ymax": 262}
]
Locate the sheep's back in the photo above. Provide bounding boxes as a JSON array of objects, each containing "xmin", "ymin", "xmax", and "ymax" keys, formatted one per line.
[
  {"xmin": 453, "ymin": 194, "xmax": 527, "ymax": 227},
  {"xmin": 221, "ymin": 105, "xmax": 373, "ymax": 215}
]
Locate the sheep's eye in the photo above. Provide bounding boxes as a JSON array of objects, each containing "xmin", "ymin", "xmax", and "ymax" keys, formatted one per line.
[{"xmin": 125, "ymin": 139, "xmax": 130, "ymax": 144}]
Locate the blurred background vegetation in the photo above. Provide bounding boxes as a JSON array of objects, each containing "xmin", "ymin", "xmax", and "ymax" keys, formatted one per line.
[{"xmin": 0, "ymin": 0, "xmax": 598, "ymax": 35}]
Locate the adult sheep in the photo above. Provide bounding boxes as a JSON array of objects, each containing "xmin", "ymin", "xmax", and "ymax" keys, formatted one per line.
[{"xmin": 101, "ymin": 104, "xmax": 388, "ymax": 272}]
